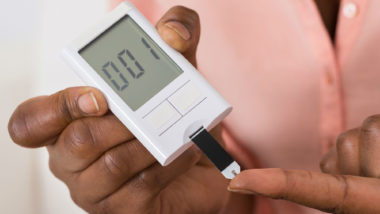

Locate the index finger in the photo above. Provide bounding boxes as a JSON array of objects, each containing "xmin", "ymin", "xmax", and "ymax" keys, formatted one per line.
[
  {"xmin": 359, "ymin": 115, "xmax": 380, "ymax": 178},
  {"xmin": 8, "ymin": 87, "xmax": 108, "ymax": 148},
  {"xmin": 229, "ymin": 168, "xmax": 380, "ymax": 214}
]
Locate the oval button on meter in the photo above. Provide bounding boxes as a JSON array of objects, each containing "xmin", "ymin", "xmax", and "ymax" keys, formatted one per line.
[
  {"xmin": 144, "ymin": 101, "xmax": 181, "ymax": 131},
  {"xmin": 168, "ymin": 82, "xmax": 205, "ymax": 115}
]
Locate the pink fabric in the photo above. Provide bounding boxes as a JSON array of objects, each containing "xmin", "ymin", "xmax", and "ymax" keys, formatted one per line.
[{"xmin": 110, "ymin": 1, "xmax": 380, "ymax": 213}]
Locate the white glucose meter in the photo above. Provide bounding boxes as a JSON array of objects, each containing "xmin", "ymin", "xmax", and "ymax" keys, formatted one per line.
[{"xmin": 62, "ymin": 1, "xmax": 240, "ymax": 179}]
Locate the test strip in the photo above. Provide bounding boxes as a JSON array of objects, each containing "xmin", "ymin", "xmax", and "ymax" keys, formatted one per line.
[{"xmin": 190, "ymin": 127, "xmax": 240, "ymax": 179}]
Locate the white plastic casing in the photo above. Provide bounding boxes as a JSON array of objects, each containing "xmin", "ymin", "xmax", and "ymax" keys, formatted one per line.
[{"xmin": 61, "ymin": 2, "xmax": 232, "ymax": 166}]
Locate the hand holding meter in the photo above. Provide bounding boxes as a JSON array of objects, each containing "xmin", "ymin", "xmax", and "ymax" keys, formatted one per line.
[{"xmin": 62, "ymin": 2, "xmax": 240, "ymax": 179}]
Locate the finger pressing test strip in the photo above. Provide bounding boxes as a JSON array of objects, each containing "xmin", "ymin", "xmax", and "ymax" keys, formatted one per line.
[{"xmin": 62, "ymin": 1, "xmax": 240, "ymax": 179}]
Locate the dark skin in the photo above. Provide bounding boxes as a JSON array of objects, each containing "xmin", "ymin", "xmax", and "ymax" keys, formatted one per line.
[
  {"xmin": 230, "ymin": 115, "xmax": 380, "ymax": 214},
  {"xmin": 8, "ymin": 7, "xmax": 253, "ymax": 214},
  {"xmin": 229, "ymin": 1, "xmax": 380, "ymax": 213},
  {"xmin": 10, "ymin": 1, "xmax": 379, "ymax": 214}
]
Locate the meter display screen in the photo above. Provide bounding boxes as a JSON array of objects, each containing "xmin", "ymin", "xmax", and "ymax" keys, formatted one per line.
[{"xmin": 80, "ymin": 15, "xmax": 183, "ymax": 111}]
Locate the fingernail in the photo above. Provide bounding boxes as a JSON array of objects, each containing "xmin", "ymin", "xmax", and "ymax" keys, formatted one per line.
[
  {"xmin": 165, "ymin": 21, "xmax": 191, "ymax": 40},
  {"xmin": 227, "ymin": 186, "xmax": 257, "ymax": 195},
  {"xmin": 78, "ymin": 92, "xmax": 100, "ymax": 114}
]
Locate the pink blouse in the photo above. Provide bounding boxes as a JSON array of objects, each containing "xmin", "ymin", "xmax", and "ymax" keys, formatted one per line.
[{"xmin": 110, "ymin": 1, "xmax": 380, "ymax": 213}]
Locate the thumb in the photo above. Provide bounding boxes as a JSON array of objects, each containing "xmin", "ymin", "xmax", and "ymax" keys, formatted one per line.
[
  {"xmin": 8, "ymin": 87, "xmax": 108, "ymax": 148},
  {"xmin": 229, "ymin": 168, "xmax": 380, "ymax": 214},
  {"xmin": 156, "ymin": 6, "xmax": 200, "ymax": 66}
]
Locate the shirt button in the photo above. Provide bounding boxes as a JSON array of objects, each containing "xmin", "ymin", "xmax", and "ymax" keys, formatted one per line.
[{"xmin": 343, "ymin": 2, "xmax": 358, "ymax": 18}]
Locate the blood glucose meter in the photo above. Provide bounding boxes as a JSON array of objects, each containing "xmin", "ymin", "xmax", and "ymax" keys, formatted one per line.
[{"xmin": 62, "ymin": 1, "xmax": 240, "ymax": 179}]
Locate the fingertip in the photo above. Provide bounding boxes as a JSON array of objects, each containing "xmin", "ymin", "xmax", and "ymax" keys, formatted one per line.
[
  {"xmin": 320, "ymin": 150, "xmax": 339, "ymax": 174},
  {"xmin": 227, "ymin": 185, "xmax": 256, "ymax": 195},
  {"xmin": 228, "ymin": 171, "xmax": 252, "ymax": 193},
  {"xmin": 70, "ymin": 87, "xmax": 108, "ymax": 118},
  {"xmin": 157, "ymin": 22, "xmax": 192, "ymax": 53},
  {"xmin": 320, "ymin": 158, "xmax": 337, "ymax": 174},
  {"xmin": 77, "ymin": 92, "xmax": 99, "ymax": 115},
  {"xmin": 81, "ymin": 87, "xmax": 108, "ymax": 116},
  {"xmin": 8, "ymin": 107, "xmax": 27, "ymax": 146},
  {"xmin": 156, "ymin": 6, "xmax": 200, "ymax": 65},
  {"xmin": 228, "ymin": 169, "xmax": 289, "ymax": 198},
  {"xmin": 7, "ymin": 96, "xmax": 45, "ymax": 147},
  {"xmin": 165, "ymin": 21, "xmax": 191, "ymax": 40},
  {"xmin": 228, "ymin": 170, "xmax": 265, "ymax": 195}
]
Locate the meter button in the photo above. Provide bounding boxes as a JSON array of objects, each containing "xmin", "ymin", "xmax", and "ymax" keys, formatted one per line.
[
  {"xmin": 168, "ymin": 82, "xmax": 205, "ymax": 115},
  {"xmin": 144, "ymin": 101, "xmax": 181, "ymax": 130}
]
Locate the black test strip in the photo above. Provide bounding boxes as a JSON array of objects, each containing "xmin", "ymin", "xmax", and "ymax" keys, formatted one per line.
[{"xmin": 190, "ymin": 127, "xmax": 234, "ymax": 171}]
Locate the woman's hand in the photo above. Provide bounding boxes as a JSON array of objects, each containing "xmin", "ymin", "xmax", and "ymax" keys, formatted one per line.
[
  {"xmin": 8, "ymin": 7, "xmax": 242, "ymax": 214},
  {"xmin": 229, "ymin": 115, "xmax": 380, "ymax": 214}
]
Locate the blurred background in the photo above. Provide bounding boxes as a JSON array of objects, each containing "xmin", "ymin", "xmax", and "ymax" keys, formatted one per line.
[{"xmin": 0, "ymin": 0, "xmax": 108, "ymax": 213}]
